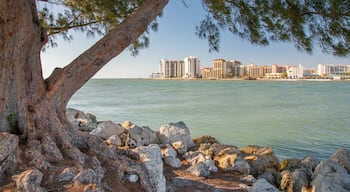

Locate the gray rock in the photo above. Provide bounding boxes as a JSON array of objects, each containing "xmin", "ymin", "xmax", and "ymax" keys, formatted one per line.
[
  {"xmin": 90, "ymin": 120, "xmax": 124, "ymax": 139},
  {"xmin": 186, "ymin": 162, "xmax": 210, "ymax": 177},
  {"xmin": 132, "ymin": 144, "xmax": 166, "ymax": 192},
  {"xmin": 66, "ymin": 108, "xmax": 97, "ymax": 132},
  {"xmin": 281, "ymin": 169, "xmax": 309, "ymax": 192},
  {"xmin": 300, "ymin": 156, "xmax": 320, "ymax": 177},
  {"xmin": 127, "ymin": 125, "xmax": 158, "ymax": 147},
  {"xmin": 106, "ymin": 135, "xmax": 122, "ymax": 146},
  {"xmin": 241, "ymin": 175, "xmax": 256, "ymax": 186},
  {"xmin": 249, "ymin": 178, "xmax": 280, "ymax": 192},
  {"xmin": 160, "ymin": 144, "xmax": 177, "ymax": 157},
  {"xmin": 258, "ymin": 171, "xmax": 280, "ymax": 188},
  {"xmin": 281, "ymin": 156, "xmax": 320, "ymax": 177},
  {"xmin": 73, "ymin": 168, "xmax": 98, "ymax": 184},
  {"xmin": 158, "ymin": 121, "xmax": 194, "ymax": 149},
  {"xmin": 58, "ymin": 167, "xmax": 78, "ymax": 182},
  {"xmin": 183, "ymin": 151, "xmax": 218, "ymax": 175},
  {"xmin": 171, "ymin": 141, "xmax": 187, "ymax": 154},
  {"xmin": 310, "ymin": 159, "xmax": 350, "ymax": 192},
  {"xmin": 14, "ymin": 169, "xmax": 45, "ymax": 192},
  {"xmin": 164, "ymin": 156, "xmax": 182, "ymax": 168},
  {"xmin": 330, "ymin": 148, "xmax": 350, "ymax": 173}
]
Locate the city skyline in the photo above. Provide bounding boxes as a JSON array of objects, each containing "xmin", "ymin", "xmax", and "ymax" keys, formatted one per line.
[{"xmin": 40, "ymin": 0, "xmax": 350, "ymax": 78}]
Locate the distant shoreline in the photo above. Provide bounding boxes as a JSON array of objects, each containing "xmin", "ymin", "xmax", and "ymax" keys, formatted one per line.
[{"xmin": 91, "ymin": 77, "xmax": 350, "ymax": 81}]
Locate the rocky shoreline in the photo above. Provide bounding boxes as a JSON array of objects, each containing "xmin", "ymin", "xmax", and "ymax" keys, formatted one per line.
[
  {"xmin": 65, "ymin": 108, "xmax": 350, "ymax": 192},
  {"xmin": 1, "ymin": 108, "xmax": 349, "ymax": 192}
]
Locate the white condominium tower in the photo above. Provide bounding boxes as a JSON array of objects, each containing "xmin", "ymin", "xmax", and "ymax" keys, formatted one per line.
[
  {"xmin": 184, "ymin": 56, "xmax": 201, "ymax": 78},
  {"xmin": 159, "ymin": 56, "xmax": 201, "ymax": 78},
  {"xmin": 318, "ymin": 64, "xmax": 350, "ymax": 76}
]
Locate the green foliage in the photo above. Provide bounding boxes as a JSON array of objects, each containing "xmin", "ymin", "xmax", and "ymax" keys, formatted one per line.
[
  {"xmin": 37, "ymin": 0, "xmax": 349, "ymax": 56},
  {"xmin": 38, "ymin": 0, "xmax": 160, "ymax": 54},
  {"xmin": 198, "ymin": 0, "xmax": 350, "ymax": 56},
  {"xmin": 6, "ymin": 113, "xmax": 17, "ymax": 128}
]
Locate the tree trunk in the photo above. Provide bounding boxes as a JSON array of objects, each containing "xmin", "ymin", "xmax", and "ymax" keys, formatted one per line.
[{"xmin": 0, "ymin": 0, "xmax": 168, "ymax": 191}]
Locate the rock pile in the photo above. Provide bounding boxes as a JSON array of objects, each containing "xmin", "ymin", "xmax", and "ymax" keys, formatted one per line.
[
  {"xmin": 3, "ymin": 108, "xmax": 348, "ymax": 192},
  {"xmin": 63, "ymin": 108, "xmax": 350, "ymax": 192}
]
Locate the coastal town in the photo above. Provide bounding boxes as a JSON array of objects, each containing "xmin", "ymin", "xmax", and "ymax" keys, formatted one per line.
[{"xmin": 151, "ymin": 56, "xmax": 350, "ymax": 80}]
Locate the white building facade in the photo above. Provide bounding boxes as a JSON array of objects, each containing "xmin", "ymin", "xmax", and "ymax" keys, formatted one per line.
[
  {"xmin": 159, "ymin": 59, "xmax": 184, "ymax": 78},
  {"xmin": 318, "ymin": 64, "xmax": 350, "ymax": 77},
  {"xmin": 160, "ymin": 56, "xmax": 200, "ymax": 79},
  {"xmin": 184, "ymin": 56, "xmax": 201, "ymax": 78},
  {"xmin": 287, "ymin": 64, "xmax": 304, "ymax": 79}
]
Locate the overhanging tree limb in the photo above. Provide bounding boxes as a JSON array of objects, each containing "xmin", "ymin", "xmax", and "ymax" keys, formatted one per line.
[{"xmin": 45, "ymin": 0, "xmax": 169, "ymax": 105}]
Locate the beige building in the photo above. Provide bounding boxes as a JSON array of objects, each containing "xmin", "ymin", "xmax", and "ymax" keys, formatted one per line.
[
  {"xmin": 201, "ymin": 67, "xmax": 214, "ymax": 79},
  {"xmin": 210, "ymin": 59, "xmax": 243, "ymax": 79}
]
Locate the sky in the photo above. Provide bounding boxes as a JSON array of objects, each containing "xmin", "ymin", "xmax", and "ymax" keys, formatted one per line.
[{"xmin": 40, "ymin": 0, "xmax": 349, "ymax": 78}]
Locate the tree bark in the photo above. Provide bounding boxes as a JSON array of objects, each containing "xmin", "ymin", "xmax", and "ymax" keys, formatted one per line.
[{"xmin": 0, "ymin": 0, "xmax": 168, "ymax": 190}]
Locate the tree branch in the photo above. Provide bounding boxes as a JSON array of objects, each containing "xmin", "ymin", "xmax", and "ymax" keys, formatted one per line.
[
  {"xmin": 45, "ymin": 0, "xmax": 169, "ymax": 106},
  {"xmin": 47, "ymin": 19, "xmax": 102, "ymax": 36}
]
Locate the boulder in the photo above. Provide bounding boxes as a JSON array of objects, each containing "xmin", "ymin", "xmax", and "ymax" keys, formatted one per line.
[
  {"xmin": 281, "ymin": 156, "xmax": 320, "ymax": 177},
  {"xmin": 330, "ymin": 148, "xmax": 350, "ymax": 173},
  {"xmin": 240, "ymin": 145, "xmax": 280, "ymax": 177},
  {"xmin": 186, "ymin": 162, "xmax": 210, "ymax": 177},
  {"xmin": 257, "ymin": 171, "xmax": 280, "ymax": 187},
  {"xmin": 160, "ymin": 144, "xmax": 177, "ymax": 158},
  {"xmin": 281, "ymin": 169, "xmax": 309, "ymax": 192},
  {"xmin": 126, "ymin": 125, "xmax": 158, "ymax": 147},
  {"xmin": 158, "ymin": 121, "xmax": 194, "ymax": 151},
  {"xmin": 106, "ymin": 135, "xmax": 122, "ymax": 146},
  {"xmin": 301, "ymin": 156, "xmax": 321, "ymax": 177},
  {"xmin": 160, "ymin": 145, "xmax": 182, "ymax": 168},
  {"xmin": 132, "ymin": 144, "xmax": 166, "ymax": 192},
  {"xmin": 171, "ymin": 141, "xmax": 187, "ymax": 154},
  {"xmin": 310, "ymin": 159, "xmax": 350, "ymax": 192},
  {"xmin": 164, "ymin": 156, "xmax": 182, "ymax": 168},
  {"xmin": 213, "ymin": 152, "xmax": 250, "ymax": 175},
  {"xmin": 199, "ymin": 143, "xmax": 238, "ymax": 158},
  {"xmin": 90, "ymin": 120, "xmax": 124, "ymax": 140},
  {"xmin": 14, "ymin": 169, "xmax": 45, "ymax": 192},
  {"xmin": 193, "ymin": 135, "xmax": 219, "ymax": 145},
  {"xmin": 66, "ymin": 108, "xmax": 97, "ymax": 132},
  {"xmin": 183, "ymin": 151, "xmax": 218, "ymax": 175},
  {"xmin": 250, "ymin": 178, "xmax": 280, "ymax": 192}
]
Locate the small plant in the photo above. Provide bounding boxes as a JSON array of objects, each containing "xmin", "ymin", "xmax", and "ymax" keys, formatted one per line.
[{"xmin": 7, "ymin": 113, "xmax": 17, "ymax": 128}]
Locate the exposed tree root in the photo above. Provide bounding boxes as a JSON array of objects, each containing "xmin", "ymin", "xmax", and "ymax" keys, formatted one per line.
[{"xmin": 0, "ymin": 126, "xmax": 154, "ymax": 192}]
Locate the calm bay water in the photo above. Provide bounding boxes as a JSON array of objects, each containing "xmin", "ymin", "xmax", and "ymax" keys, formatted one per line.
[{"xmin": 68, "ymin": 79, "xmax": 350, "ymax": 160}]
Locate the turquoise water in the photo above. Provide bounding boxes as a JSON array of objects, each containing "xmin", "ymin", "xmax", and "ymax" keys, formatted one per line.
[{"xmin": 68, "ymin": 79, "xmax": 350, "ymax": 160}]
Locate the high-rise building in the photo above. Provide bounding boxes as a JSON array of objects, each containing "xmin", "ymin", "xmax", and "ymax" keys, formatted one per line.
[
  {"xmin": 159, "ymin": 59, "xmax": 184, "ymax": 78},
  {"xmin": 318, "ymin": 64, "xmax": 350, "ymax": 76},
  {"xmin": 184, "ymin": 56, "xmax": 201, "ymax": 78},
  {"xmin": 211, "ymin": 59, "xmax": 242, "ymax": 78}
]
